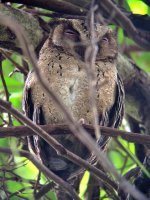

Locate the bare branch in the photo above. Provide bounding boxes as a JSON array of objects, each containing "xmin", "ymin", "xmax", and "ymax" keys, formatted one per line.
[
  {"xmin": 97, "ymin": 0, "xmax": 150, "ymax": 49},
  {"xmin": 0, "ymin": 124, "xmax": 150, "ymax": 146},
  {"xmin": 34, "ymin": 182, "xmax": 55, "ymax": 199},
  {"xmin": 1, "ymin": 51, "xmax": 28, "ymax": 75},
  {"xmin": 0, "ymin": 55, "xmax": 13, "ymax": 126},
  {"xmin": 85, "ymin": 3, "xmax": 100, "ymax": 139},
  {"xmin": 1, "ymin": 0, "xmax": 87, "ymax": 15},
  {"xmin": 0, "ymin": 3, "xmax": 44, "ymax": 53}
]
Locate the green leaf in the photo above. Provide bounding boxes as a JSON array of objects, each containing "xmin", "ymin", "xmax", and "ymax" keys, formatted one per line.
[
  {"xmin": 14, "ymin": 157, "xmax": 39, "ymax": 180},
  {"xmin": 10, "ymin": 91, "xmax": 23, "ymax": 110},
  {"xmin": 117, "ymin": 28, "xmax": 124, "ymax": 45},
  {"xmin": 127, "ymin": 0, "xmax": 149, "ymax": 14},
  {"xmin": 0, "ymin": 77, "xmax": 24, "ymax": 93},
  {"xmin": 108, "ymin": 150, "xmax": 125, "ymax": 169},
  {"xmin": 79, "ymin": 171, "xmax": 90, "ymax": 199},
  {"xmin": 131, "ymin": 52, "xmax": 150, "ymax": 72}
]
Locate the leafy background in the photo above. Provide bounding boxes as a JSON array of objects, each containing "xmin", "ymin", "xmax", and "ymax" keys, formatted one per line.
[{"xmin": 0, "ymin": 0, "xmax": 150, "ymax": 199}]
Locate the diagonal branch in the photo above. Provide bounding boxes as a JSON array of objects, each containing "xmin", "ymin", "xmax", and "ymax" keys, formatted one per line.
[
  {"xmin": 0, "ymin": 3, "xmax": 44, "ymax": 53},
  {"xmin": 0, "ymin": 98, "xmax": 118, "ymax": 193},
  {"xmin": 97, "ymin": 0, "xmax": 150, "ymax": 49}
]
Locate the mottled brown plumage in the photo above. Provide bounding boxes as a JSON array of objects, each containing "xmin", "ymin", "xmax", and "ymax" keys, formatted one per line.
[{"xmin": 23, "ymin": 19, "xmax": 124, "ymax": 181}]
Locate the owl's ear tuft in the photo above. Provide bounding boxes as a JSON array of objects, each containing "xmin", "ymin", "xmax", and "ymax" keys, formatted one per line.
[
  {"xmin": 48, "ymin": 21, "xmax": 80, "ymax": 48},
  {"xmin": 49, "ymin": 24, "xmax": 64, "ymax": 47}
]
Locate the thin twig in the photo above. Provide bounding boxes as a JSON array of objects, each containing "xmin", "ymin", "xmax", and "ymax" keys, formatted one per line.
[
  {"xmin": 97, "ymin": 0, "xmax": 150, "ymax": 49},
  {"xmin": 1, "ymin": 170, "xmax": 9, "ymax": 200},
  {"xmin": 114, "ymin": 138, "xmax": 150, "ymax": 179},
  {"xmin": 85, "ymin": 2, "xmax": 100, "ymax": 140},
  {"xmin": 24, "ymin": 8, "xmax": 86, "ymax": 20},
  {"xmin": 8, "ymin": 186, "xmax": 33, "ymax": 198},
  {"xmin": 35, "ymin": 182, "xmax": 55, "ymax": 199},
  {"xmin": 0, "ymin": 147, "xmax": 80, "ymax": 200},
  {"xmin": 0, "ymin": 55, "xmax": 13, "ymax": 126},
  {"xmin": 1, "ymin": 51, "xmax": 28, "ymax": 76},
  {"xmin": 34, "ymin": 171, "xmax": 41, "ymax": 196}
]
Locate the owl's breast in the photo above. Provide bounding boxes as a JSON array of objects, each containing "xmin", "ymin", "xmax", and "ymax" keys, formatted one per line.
[
  {"xmin": 31, "ymin": 53, "xmax": 117, "ymax": 124},
  {"xmin": 50, "ymin": 69, "xmax": 91, "ymax": 123}
]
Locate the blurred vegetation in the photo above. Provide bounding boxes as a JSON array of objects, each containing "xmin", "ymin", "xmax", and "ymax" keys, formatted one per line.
[{"xmin": 0, "ymin": 0, "xmax": 150, "ymax": 199}]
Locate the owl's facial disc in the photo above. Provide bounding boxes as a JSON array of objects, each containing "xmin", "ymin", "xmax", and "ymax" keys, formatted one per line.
[
  {"xmin": 50, "ymin": 22, "xmax": 85, "ymax": 60},
  {"xmin": 97, "ymin": 30, "xmax": 118, "ymax": 61},
  {"xmin": 50, "ymin": 20, "xmax": 117, "ymax": 62}
]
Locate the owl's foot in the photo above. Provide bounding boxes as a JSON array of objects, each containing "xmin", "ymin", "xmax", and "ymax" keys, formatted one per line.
[{"xmin": 78, "ymin": 118, "xmax": 85, "ymax": 125}]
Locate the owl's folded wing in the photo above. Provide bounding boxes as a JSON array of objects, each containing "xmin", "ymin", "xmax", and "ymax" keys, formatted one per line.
[{"xmin": 98, "ymin": 73, "xmax": 125, "ymax": 148}]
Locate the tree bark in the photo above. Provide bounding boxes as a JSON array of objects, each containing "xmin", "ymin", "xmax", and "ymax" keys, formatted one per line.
[{"xmin": 0, "ymin": 3, "xmax": 44, "ymax": 53}]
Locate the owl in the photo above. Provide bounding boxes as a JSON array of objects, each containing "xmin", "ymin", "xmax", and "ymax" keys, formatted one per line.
[{"xmin": 23, "ymin": 19, "xmax": 124, "ymax": 182}]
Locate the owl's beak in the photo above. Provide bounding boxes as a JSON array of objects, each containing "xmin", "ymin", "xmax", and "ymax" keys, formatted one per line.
[{"xmin": 74, "ymin": 44, "xmax": 86, "ymax": 61}]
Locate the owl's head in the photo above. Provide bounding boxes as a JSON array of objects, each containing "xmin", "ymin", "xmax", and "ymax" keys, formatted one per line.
[{"xmin": 49, "ymin": 19, "xmax": 118, "ymax": 61}]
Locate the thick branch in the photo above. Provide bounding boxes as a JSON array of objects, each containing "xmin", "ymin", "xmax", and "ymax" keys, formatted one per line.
[
  {"xmin": 0, "ymin": 124, "xmax": 150, "ymax": 145},
  {"xmin": 1, "ymin": 0, "xmax": 87, "ymax": 15},
  {"xmin": 0, "ymin": 3, "xmax": 44, "ymax": 53},
  {"xmin": 1, "ymin": 1, "xmax": 150, "ymax": 51}
]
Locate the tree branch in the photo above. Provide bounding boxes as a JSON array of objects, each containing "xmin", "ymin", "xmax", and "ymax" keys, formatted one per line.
[
  {"xmin": 1, "ymin": 0, "xmax": 87, "ymax": 15},
  {"xmin": 0, "ymin": 3, "xmax": 44, "ymax": 53},
  {"xmin": 0, "ymin": 124, "xmax": 150, "ymax": 145},
  {"xmin": 97, "ymin": 0, "xmax": 150, "ymax": 50}
]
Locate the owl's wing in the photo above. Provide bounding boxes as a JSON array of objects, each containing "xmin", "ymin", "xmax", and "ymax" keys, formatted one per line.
[
  {"xmin": 22, "ymin": 72, "xmax": 70, "ymax": 175},
  {"xmin": 98, "ymin": 73, "xmax": 124, "ymax": 148},
  {"xmin": 108, "ymin": 73, "xmax": 125, "ymax": 128},
  {"xmin": 22, "ymin": 71, "xmax": 34, "ymax": 121},
  {"xmin": 22, "ymin": 71, "xmax": 44, "ymax": 154}
]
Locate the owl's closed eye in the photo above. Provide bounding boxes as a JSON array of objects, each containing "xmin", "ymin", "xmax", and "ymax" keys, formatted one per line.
[
  {"xmin": 97, "ymin": 30, "xmax": 118, "ymax": 60},
  {"xmin": 48, "ymin": 19, "xmax": 117, "ymax": 61}
]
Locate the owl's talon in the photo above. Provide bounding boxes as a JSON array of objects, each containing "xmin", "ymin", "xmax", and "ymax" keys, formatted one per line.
[{"xmin": 78, "ymin": 118, "xmax": 85, "ymax": 125}]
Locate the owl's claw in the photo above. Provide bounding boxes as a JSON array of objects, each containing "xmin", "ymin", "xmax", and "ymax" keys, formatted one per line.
[{"xmin": 78, "ymin": 118, "xmax": 85, "ymax": 125}]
